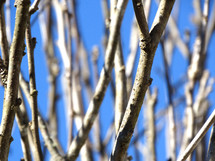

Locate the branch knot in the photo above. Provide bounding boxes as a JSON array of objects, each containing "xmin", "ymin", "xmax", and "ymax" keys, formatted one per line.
[{"xmin": 30, "ymin": 89, "xmax": 38, "ymax": 96}]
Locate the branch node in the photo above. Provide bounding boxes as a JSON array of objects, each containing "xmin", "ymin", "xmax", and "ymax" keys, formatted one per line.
[
  {"xmin": 15, "ymin": 98, "xmax": 22, "ymax": 106},
  {"xmin": 30, "ymin": 89, "xmax": 38, "ymax": 96},
  {"xmin": 31, "ymin": 37, "xmax": 37, "ymax": 49},
  {"xmin": 148, "ymin": 78, "xmax": 153, "ymax": 86},
  {"xmin": 139, "ymin": 36, "xmax": 151, "ymax": 50},
  {"xmin": 9, "ymin": 136, "xmax": 14, "ymax": 144}
]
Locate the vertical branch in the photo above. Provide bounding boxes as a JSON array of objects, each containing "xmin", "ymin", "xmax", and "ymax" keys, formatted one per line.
[
  {"xmin": 19, "ymin": 73, "xmax": 65, "ymax": 160},
  {"xmin": 5, "ymin": 0, "xmax": 11, "ymax": 43},
  {"xmin": 0, "ymin": 1, "xmax": 9, "ymax": 66},
  {"xmin": 91, "ymin": 46, "xmax": 108, "ymax": 160},
  {"xmin": 110, "ymin": 0, "xmax": 127, "ymax": 135},
  {"xmin": 16, "ymin": 90, "xmax": 32, "ymax": 161},
  {"xmin": 52, "ymin": 0, "xmax": 73, "ymax": 150},
  {"xmin": 125, "ymin": 20, "xmax": 139, "ymax": 96},
  {"xmin": 161, "ymin": 41, "xmax": 176, "ymax": 161},
  {"xmin": 38, "ymin": 0, "xmax": 60, "ymax": 149},
  {"xmin": 179, "ymin": 0, "xmax": 209, "ymax": 159},
  {"xmin": 143, "ymin": 0, "xmax": 151, "ymax": 21},
  {"xmin": 146, "ymin": 88, "xmax": 157, "ymax": 161},
  {"xmin": 26, "ymin": 19, "xmax": 43, "ymax": 161},
  {"xmin": 0, "ymin": 0, "xmax": 30, "ymax": 160},
  {"xmin": 111, "ymin": 0, "xmax": 175, "ymax": 160},
  {"xmin": 67, "ymin": 0, "xmax": 129, "ymax": 160},
  {"xmin": 114, "ymin": 40, "xmax": 127, "ymax": 134}
]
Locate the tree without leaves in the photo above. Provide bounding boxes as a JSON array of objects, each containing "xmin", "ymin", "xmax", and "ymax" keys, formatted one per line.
[{"xmin": 0, "ymin": 0, "xmax": 215, "ymax": 161}]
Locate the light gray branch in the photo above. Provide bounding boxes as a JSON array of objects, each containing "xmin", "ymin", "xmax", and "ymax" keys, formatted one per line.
[
  {"xmin": 66, "ymin": 0, "xmax": 129, "ymax": 160},
  {"xmin": 177, "ymin": 109, "xmax": 215, "ymax": 161}
]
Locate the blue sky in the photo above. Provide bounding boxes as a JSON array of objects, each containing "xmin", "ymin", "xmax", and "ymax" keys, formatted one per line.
[{"xmin": 0, "ymin": 0, "xmax": 215, "ymax": 160}]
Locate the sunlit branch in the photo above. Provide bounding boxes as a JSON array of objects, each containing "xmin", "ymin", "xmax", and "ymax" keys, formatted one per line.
[
  {"xmin": 177, "ymin": 109, "xmax": 215, "ymax": 161},
  {"xmin": 67, "ymin": 0, "xmax": 129, "ymax": 160},
  {"xmin": 26, "ymin": 19, "xmax": 43, "ymax": 161},
  {"xmin": 111, "ymin": 0, "xmax": 175, "ymax": 160},
  {"xmin": 0, "ymin": 0, "xmax": 30, "ymax": 160},
  {"xmin": 0, "ymin": 3, "xmax": 9, "ymax": 66}
]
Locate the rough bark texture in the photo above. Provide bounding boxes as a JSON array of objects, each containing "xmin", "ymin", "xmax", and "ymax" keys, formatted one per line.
[
  {"xmin": 0, "ymin": 0, "xmax": 30, "ymax": 160},
  {"xmin": 111, "ymin": 0, "xmax": 175, "ymax": 160}
]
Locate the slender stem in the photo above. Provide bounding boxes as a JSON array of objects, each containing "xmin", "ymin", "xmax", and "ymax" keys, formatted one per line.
[
  {"xmin": 26, "ymin": 20, "xmax": 43, "ymax": 161},
  {"xmin": 177, "ymin": 109, "xmax": 215, "ymax": 161},
  {"xmin": 161, "ymin": 41, "xmax": 176, "ymax": 160},
  {"xmin": 67, "ymin": 0, "xmax": 129, "ymax": 160},
  {"xmin": 207, "ymin": 123, "xmax": 215, "ymax": 161},
  {"xmin": 114, "ymin": 40, "xmax": 127, "ymax": 134},
  {"xmin": 16, "ymin": 90, "xmax": 32, "ymax": 161},
  {"xmin": 0, "ymin": 3, "xmax": 9, "ymax": 66},
  {"xmin": 146, "ymin": 89, "xmax": 157, "ymax": 161}
]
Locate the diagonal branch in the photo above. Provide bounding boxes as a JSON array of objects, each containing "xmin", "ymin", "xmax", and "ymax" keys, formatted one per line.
[
  {"xmin": 66, "ymin": 0, "xmax": 129, "ymax": 160},
  {"xmin": 177, "ymin": 109, "xmax": 215, "ymax": 161},
  {"xmin": 111, "ymin": 0, "xmax": 175, "ymax": 160}
]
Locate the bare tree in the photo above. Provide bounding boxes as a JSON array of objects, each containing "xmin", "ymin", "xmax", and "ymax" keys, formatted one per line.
[{"xmin": 0, "ymin": 0, "xmax": 215, "ymax": 161}]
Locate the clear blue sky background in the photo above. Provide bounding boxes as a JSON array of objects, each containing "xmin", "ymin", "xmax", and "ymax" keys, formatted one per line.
[{"xmin": 0, "ymin": 0, "xmax": 215, "ymax": 160}]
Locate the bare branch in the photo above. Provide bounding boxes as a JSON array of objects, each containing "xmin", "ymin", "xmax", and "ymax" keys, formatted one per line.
[
  {"xmin": 111, "ymin": 0, "xmax": 175, "ymax": 160},
  {"xmin": 177, "ymin": 109, "xmax": 215, "ymax": 161},
  {"xmin": 146, "ymin": 88, "xmax": 157, "ymax": 161},
  {"xmin": 0, "ymin": 3, "xmax": 9, "ymax": 66},
  {"xmin": 26, "ymin": 19, "xmax": 43, "ymax": 161},
  {"xmin": 29, "ymin": 0, "xmax": 40, "ymax": 15},
  {"xmin": 207, "ymin": 123, "xmax": 215, "ymax": 161},
  {"xmin": 67, "ymin": 0, "xmax": 129, "ymax": 160},
  {"xmin": 16, "ymin": 90, "xmax": 32, "ymax": 161},
  {"xmin": 0, "ymin": 0, "xmax": 30, "ymax": 160},
  {"xmin": 38, "ymin": 115, "xmax": 66, "ymax": 161},
  {"xmin": 114, "ymin": 40, "xmax": 127, "ymax": 134}
]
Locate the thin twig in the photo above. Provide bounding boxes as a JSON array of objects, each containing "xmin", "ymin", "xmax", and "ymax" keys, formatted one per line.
[
  {"xmin": 38, "ymin": 115, "xmax": 66, "ymax": 161},
  {"xmin": 67, "ymin": 0, "xmax": 129, "ymax": 160},
  {"xmin": 177, "ymin": 109, "xmax": 215, "ymax": 161},
  {"xmin": 15, "ymin": 90, "xmax": 32, "ymax": 161},
  {"xmin": 19, "ymin": 74, "xmax": 65, "ymax": 160},
  {"xmin": 0, "ymin": 3, "xmax": 9, "ymax": 66},
  {"xmin": 145, "ymin": 88, "xmax": 157, "ymax": 161},
  {"xmin": 207, "ymin": 123, "xmax": 215, "ymax": 161},
  {"xmin": 26, "ymin": 19, "xmax": 43, "ymax": 161},
  {"xmin": 161, "ymin": 40, "xmax": 176, "ymax": 161},
  {"xmin": 29, "ymin": 0, "xmax": 41, "ymax": 15},
  {"xmin": 114, "ymin": 39, "xmax": 127, "ymax": 134}
]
